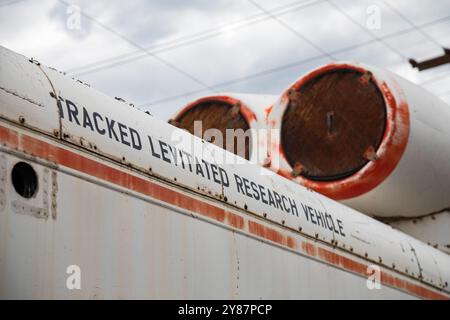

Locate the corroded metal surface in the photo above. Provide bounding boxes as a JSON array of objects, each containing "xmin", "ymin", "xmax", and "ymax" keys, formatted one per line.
[
  {"xmin": 171, "ymin": 94, "xmax": 276, "ymax": 164},
  {"xmin": 175, "ymin": 99, "xmax": 251, "ymax": 160},
  {"xmin": 281, "ymin": 69, "xmax": 386, "ymax": 180}
]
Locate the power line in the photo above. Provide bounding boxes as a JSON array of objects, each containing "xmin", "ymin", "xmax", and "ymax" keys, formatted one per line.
[
  {"xmin": 325, "ymin": 0, "xmax": 408, "ymax": 61},
  {"xmin": 145, "ymin": 53, "xmax": 327, "ymax": 106},
  {"xmin": 67, "ymin": 0, "xmax": 319, "ymax": 73},
  {"xmin": 68, "ymin": 1, "xmax": 449, "ymax": 80},
  {"xmin": 381, "ymin": 0, "xmax": 444, "ymax": 48},
  {"xmin": 68, "ymin": 0, "xmax": 325, "ymax": 76},
  {"xmin": 247, "ymin": 0, "xmax": 335, "ymax": 60},
  {"xmin": 138, "ymin": 15, "xmax": 450, "ymax": 108},
  {"xmin": 58, "ymin": 0, "xmax": 215, "ymax": 92}
]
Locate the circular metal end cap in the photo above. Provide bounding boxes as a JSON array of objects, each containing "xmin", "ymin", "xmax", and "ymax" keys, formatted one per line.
[
  {"xmin": 176, "ymin": 99, "xmax": 251, "ymax": 160},
  {"xmin": 281, "ymin": 69, "xmax": 386, "ymax": 181}
]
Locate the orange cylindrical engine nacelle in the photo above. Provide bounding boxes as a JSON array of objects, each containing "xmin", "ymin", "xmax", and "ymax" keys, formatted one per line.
[
  {"xmin": 170, "ymin": 93, "xmax": 276, "ymax": 165},
  {"xmin": 267, "ymin": 62, "xmax": 450, "ymax": 218}
]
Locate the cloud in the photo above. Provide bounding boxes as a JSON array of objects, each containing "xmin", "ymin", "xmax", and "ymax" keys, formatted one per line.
[{"xmin": 1, "ymin": 0, "xmax": 450, "ymax": 121}]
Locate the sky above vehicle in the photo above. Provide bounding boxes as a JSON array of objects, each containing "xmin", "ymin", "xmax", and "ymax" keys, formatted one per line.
[{"xmin": 1, "ymin": 0, "xmax": 449, "ymax": 120}]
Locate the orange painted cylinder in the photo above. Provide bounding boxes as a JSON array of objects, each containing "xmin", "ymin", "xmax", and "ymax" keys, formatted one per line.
[
  {"xmin": 170, "ymin": 93, "xmax": 276, "ymax": 165},
  {"xmin": 267, "ymin": 62, "xmax": 450, "ymax": 218}
]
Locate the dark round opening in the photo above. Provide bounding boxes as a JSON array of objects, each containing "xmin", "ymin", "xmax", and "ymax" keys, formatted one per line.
[
  {"xmin": 12, "ymin": 162, "xmax": 38, "ymax": 198},
  {"xmin": 281, "ymin": 69, "xmax": 386, "ymax": 181},
  {"xmin": 175, "ymin": 100, "xmax": 251, "ymax": 160}
]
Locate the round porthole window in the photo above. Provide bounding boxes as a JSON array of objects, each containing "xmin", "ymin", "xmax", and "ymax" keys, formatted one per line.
[{"xmin": 12, "ymin": 162, "xmax": 38, "ymax": 199}]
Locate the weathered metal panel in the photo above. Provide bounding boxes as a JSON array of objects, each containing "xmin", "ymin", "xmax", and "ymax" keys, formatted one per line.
[
  {"xmin": 0, "ymin": 123, "xmax": 448, "ymax": 299},
  {"xmin": 0, "ymin": 46, "xmax": 59, "ymax": 135},
  {"xmin": 386, "ymin": 211, "xmax": 450, "ymax": 255},
  {"xmin": 39, "ymin": 62, "xmax": 228, "ymax": 200},
  {"xmin": 0, "ymin": 151, "xmax": 418, "ymax": 299}
]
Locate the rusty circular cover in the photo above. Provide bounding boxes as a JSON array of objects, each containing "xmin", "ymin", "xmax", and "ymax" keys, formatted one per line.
[
  {"xmin": 281, "ymin": 69, "xmax": 387, "ymax": 181},
  {"xmin": 176, "ymin": 100, "xmax": 251, "ymax": 160}
]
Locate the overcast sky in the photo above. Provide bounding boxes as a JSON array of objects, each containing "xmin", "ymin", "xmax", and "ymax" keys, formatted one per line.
[{"xmin": 1, "ymin": 0, "xmax": 450, "ymax": 120}]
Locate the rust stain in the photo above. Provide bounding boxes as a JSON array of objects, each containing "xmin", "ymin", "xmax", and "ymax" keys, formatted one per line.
[
  {"xmin": 287, "ymin": 236, "xmax": 297, "ymax": 249},
  {"xmin": 318, "ymin": 247, "xmax": 366, "ymax": 274},
  {"xmin": 381, "ymin": 272, "xmax": 396, "ymax": 286},
  {"xmin": 264, "ymin": 105, "xmax": 273, "ymax": 118},
  {"xmin": 248, "ymin": 220, "xmax": 287, "ymax": 246},
  {"xmin": 226, "ymin": 211, "xmax": 245, "ymax": 229},
  {"xmin": 0, "ymin": 126, "xmax": 19, "ymax": 147},
  {"xmin": 301, "ymin": 241, "xmax": 317, "ymax": 257},
  {"xmin": 278, "ymin": 143, "xmax": 285, "ymax": 158},
  {"xmin": 404, "ymin": 280, "xmax": 446, "ymax": 300},
  {"xmin": 276, "ymin": 168, "xmax": 292, "ymax": 180}
]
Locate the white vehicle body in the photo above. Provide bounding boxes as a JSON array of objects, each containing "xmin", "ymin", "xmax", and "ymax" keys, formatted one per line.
[{"xmin": 0, "ymin": 46, "xmax": 449, "ymax": 299}]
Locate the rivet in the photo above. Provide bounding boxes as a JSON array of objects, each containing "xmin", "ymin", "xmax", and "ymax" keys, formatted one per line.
[
  {"xmin": 291, "ymin": 162, "xmax": 304, "ymax": 177},
  {"xmin": 358, "ymin": 71, "xmax": 372, "ymax": 85},
  {"xmin": 363, "ymin": 146, "xmax": 378, "ymax": 161}
]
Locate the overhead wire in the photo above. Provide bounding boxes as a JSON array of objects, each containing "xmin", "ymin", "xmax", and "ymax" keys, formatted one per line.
[
  {"xmin": 138, "ymin": 16, "xmax": 450, "ymax": 108},
  {"xmin": 67, "ymin": 0, "xmax": 325, "ymax": 76}
]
